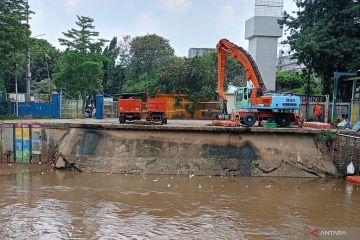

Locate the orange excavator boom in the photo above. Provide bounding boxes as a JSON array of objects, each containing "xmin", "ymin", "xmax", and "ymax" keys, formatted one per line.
[{"xmin": 216, "ymin": 39, "xmax": 267, "ymax": 104}]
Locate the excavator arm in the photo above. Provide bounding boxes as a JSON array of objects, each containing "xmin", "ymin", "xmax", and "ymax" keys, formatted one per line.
[{"xmin": 217, "ymin": 39, "xmax": 267, "ymax": 110}]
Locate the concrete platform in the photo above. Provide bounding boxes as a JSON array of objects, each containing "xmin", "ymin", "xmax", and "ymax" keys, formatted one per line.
[
  {"xmin": 1, "ymin": 119, "xmax": 359, "ymax": 177},
  {"xmin": 1, "ymin": 118, "xmax": 347, "ymax": 135}
]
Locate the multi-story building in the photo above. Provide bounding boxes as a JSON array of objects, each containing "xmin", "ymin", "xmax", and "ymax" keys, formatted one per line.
[
  {"xmin": 277, "ymin": 53, "xmax": 305, "ymax": 72},
  {"xmin": 188, "ymin": 48, "xmax": 216, "ymax": 58}
]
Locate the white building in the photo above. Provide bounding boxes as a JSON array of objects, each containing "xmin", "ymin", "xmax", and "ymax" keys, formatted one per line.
[
  {"xmin": 188, "ymin": 48, "xmax": 216, "ymax": 58},
  {"xmin": 277, "ymin": 53, "xmax": 305, "ymax": 72},
  {"xmin": 245, "ymin": 0, "xmax": 283, "ymax": 91}
]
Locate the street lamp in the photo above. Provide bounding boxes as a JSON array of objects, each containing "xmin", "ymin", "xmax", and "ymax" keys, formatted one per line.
[
  {"xmin": 25, "ymin": 0, "xmax": 46, "ymax": 98},
  {"xmin": 25, "ymin": 33, "xmax": 46, "ymax": 98}
]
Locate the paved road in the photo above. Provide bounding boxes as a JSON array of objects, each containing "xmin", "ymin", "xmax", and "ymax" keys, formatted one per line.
[{"xmin": 2, "ymin": 118, "xmax": 213, "ymax": 127}]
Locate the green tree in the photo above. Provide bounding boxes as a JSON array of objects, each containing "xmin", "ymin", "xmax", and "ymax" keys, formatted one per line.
[
  {"xmin": 33, "ymin": 78, "xmax": 56, "ymax": 94},
  {"xmin": 30, "ymin": 38, "xmax": 59, "ymax": 82},
  {"xmin": 58, "ymin": 16, "xmax": 106, "ymax": 53},
  {"xmin": 54, "ymin": 16, "xmax": 106, "ymax": 99},
  {"xmin": 123, "ymin": 34, "xmax": 175, "ymax": 94},
  {"xmin": 0, "ymin": 0, "xmax": 31, "ymax": 92},
  {"xmin": 102, "ymin": 36, "xmax": 128, "ymax": 95},
  {"xmin": 158, "ymin": 52, "xmax": 245, "ymax": 101},
  {"xmin": 54, "ymin": 51, "xmax": 103, "ymax": 99},
  {"xmin": 158, "ymin": 51, "xmax": 244, "ymax": 117},
  {"xmin": 276, "ymin": 70, "xmax": 322, "ymax": 94},
  {"xmin": 0, "ymin": 77, "xmax": 5, "ymax": 91},
  {"xmin": 280, "ymin": 0, "xmax": 360, "ymax": 94}
]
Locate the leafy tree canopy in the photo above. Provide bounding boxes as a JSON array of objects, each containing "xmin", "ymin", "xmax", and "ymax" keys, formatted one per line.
[
  {"xmin": 0, "ymin": 76, "xmax": 5, "ymax": 91},
  {"xmin": 280, "ymin": 0, "xmax": 360, "ymax": 94},
  {"xmin": 276, "ymin": 70, "xmax": 322, "ymax": 95},
  {"xmin": 54, "ymin": 16, "xmax": 105, "ymax": 99},
  {"xmin": 30, "ymin": 38, "xmax": 60, "ymax": 84},
  {"xmin": 0, "ymin": 0, "xmax": 31, "ymax": 92},
  {"xmin": 59, "ymin": 15, "xmax": 106, "ymax": 53}
]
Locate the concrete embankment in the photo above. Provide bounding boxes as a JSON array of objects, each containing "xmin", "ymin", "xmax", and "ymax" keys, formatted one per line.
[{"xmin": 1, "ymin": 120, "xmax": 359, "ymax": 177}]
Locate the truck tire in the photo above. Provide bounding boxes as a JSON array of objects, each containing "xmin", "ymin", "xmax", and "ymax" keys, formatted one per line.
[
  {"xmin": 276, "ymin": 115, "xmax": 291, "ymax": 127},
  {"xmin": 162, "ymin": 118, "xmax": 167, "ymax": 124},
  {"xmin": 243, "ymin": 114, "xmax": 256, "ymax": 127},
  {"xmin": 119, "ymin": 115, "xmax": 126, "ymax": 124}
]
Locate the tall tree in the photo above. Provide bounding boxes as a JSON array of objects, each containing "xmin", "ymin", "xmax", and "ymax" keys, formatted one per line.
[
  {"xmin": 276, "ymin": 70, "xmax": 321, "ymax": 94},
  {"xmin": 58, "ymin": 16, "xmax": 106, "ymax": 53},
  {"xmin": 30, "ymin": 38, "xmax": 60, "ymax": 83},
  {"xmin": 123, "ymin": 34, "xmax": 175, "ymax": 94},
  {"xmin": 54, "ymin": 16, "xmax": 106, "ymax": 99},
  {"xmin": 280, "ymin": 0, "xmax": 360, "ymax": 94},
  {"xmin": 102, "ymin": 37, "xmax": 122, "ymax": 95},
  {"xmin": 0, "ymin": 0, "xmax": 31, "ymax": 92}
]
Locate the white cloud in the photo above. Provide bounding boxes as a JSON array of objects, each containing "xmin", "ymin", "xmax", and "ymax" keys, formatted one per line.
[
  {"xmin": 30, "ymin": 0, "xmax": 45, "ymax": 27},
  {"xmin": 64, "ymin": 0, "xmax": 79, "ymax": 12},
  {"xmin": 158, "ymin": 0, "xmax": 192, "ymax": 12},
  {"xmin": 135, "ymin": 14, "xmax": 159, "ymax": 34},
  {"xmin": 218, "ymin": 4, "xmax": 237, "ymax": 24}
]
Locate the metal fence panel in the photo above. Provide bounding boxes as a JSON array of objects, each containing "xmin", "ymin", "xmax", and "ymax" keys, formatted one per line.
[
  {"xmin": 1, "ymin": 124, "xmax": 14, "ymax": 163},
  {"xmin": 103, "ymin": 98, "xmax": 118, "ymax": 118},
  {"xmin": 61, "ymin": 99, "xmax": 83, "ymax": 119}
]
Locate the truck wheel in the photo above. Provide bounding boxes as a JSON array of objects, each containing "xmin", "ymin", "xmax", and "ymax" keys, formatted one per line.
[
  {"xmin": 276, "ymin": 115, "xmax": 291, "ymax": 127},
  {"xmin": 162, "ymin": 119, "xmax": 167, "ymax": 124},
  {"xmin": 243, "ymin": 114, "xmax": 256, "ymax": 127},
  {"xmin": 119, "ymin": 115, "xmax": 126, "ymax": 124}
]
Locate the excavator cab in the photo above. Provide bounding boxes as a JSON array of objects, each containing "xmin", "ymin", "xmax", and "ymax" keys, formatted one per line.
[{"xmin": 235, "ymin": 87, "xmax": 250, "ymax": 109}]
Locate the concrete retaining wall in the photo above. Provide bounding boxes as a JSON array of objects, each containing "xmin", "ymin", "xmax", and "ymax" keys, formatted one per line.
[
  {"xmin": 1, "ymin": 122, "xmax": 358, "ymax": 177},
  {"xmin": 46, "ymin": 125, "xmax": 344, "ymax": 177}
]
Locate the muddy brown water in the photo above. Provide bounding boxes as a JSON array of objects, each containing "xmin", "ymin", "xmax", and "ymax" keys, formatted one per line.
[{"xmin": 0, "ymin": 170, "xmax": 359, "ymax": 240}]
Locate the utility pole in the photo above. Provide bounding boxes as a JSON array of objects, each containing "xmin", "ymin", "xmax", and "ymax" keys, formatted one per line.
[
  {"xmin": 305, "ymin": 70, "xmax": 311, "ymax": 120},
  {"xmin": 25, "ymin": 0, "xmax": 31, "ymax": 97},
  {"xmin": 14, "ymin": 63, "xmax": 19, "ymax": 116}
]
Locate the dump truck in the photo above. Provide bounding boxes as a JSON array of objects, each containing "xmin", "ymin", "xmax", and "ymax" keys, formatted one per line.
[
  {"xmin": 118, "ymin": 93, "xmax": 167, "ymax": 124},
  {"xmin": 118, "ymin": 98, "xmax": 142, "ymax": 123},
  {"xmin": 146, "ymin": 98, "xmax": 167, "ymax": 124}
]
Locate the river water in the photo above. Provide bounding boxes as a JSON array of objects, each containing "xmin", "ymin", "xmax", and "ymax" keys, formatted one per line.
[{"xmin": 0, "ymin": 171, "xmax": 359, "ymax": 240}]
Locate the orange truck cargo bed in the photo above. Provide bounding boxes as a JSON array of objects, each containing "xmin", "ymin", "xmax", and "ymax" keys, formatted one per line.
[
  {"xmin": 346, "ymin": 176, "xmax": 360, "ymax": 185},
  {"xmin": 118, "ymin": 99, "xmax": 142, "ymax": 113},
  {"xmin": 147, "ymin": 98, "xmax": 167, "ymax": 112}
]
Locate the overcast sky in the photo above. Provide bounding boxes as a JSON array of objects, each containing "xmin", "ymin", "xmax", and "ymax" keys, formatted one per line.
[{"xmin": 29, "ymin": 0, "xmax": 297, "ymax": 56}]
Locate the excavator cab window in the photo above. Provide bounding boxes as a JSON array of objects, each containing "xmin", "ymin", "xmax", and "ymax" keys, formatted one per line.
[
  {"xmin": 236, "ymin": 87, "xmax": 250, "ymax": 109},
  {"xmin": 244, "ymin": 88, "xmax": 248, "ymax": 100},
  {"xmin": 236, "ymin": 88, "xmax": 243, "ymax": 102}
]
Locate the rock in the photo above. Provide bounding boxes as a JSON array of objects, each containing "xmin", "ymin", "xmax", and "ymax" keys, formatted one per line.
[{"xmin": 55, "ymin": 157, "xmax": 66, "ymax": 168}]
